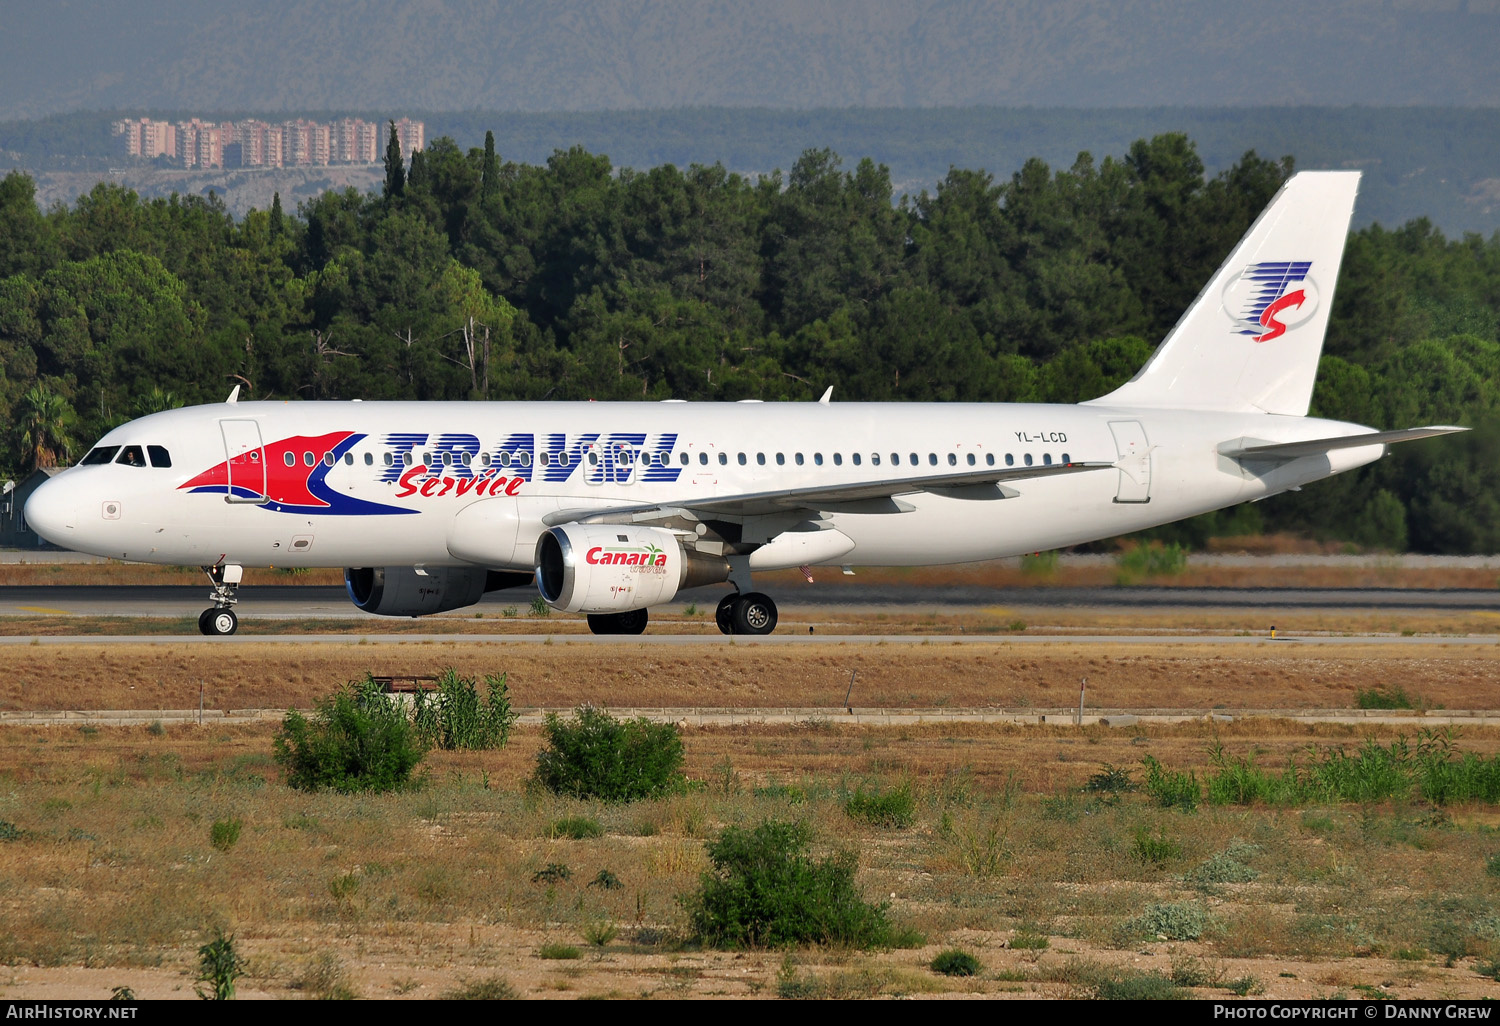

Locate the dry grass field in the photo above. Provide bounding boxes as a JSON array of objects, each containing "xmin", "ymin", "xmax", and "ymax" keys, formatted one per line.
[
  {"xmin": 1, "ymin": 716, "xmax": 1499, "ymax": 1000},
  {"xmin": 0, "ymin": 634, "xmax": 1498, "ymax": 1000}
]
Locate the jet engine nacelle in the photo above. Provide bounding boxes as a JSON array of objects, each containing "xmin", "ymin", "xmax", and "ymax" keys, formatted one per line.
[
  {"xmin": 535, "ymin": 525, "xmax": 728, "ymax": 614},
  {"xmin": 344, "ymin": 566, "xmax": 527, "ymax": 617}
]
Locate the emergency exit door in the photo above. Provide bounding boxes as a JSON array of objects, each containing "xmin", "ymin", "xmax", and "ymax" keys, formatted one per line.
[{"xmin": 1108, "ymin": 420, "xmax": 1152, "ymax": 504}]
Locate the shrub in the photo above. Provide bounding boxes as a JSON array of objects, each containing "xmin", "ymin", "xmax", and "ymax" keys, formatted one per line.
[
  {"xmin": 443, "ymin": 977, "xmax": 517, "ymax": 999},
  {"xmin": 685, "ymin": 820, "xmax": 890, "ymax": 949},
  {"xmin": 583, "ymin": 920, "xmax": 618, "ymax": 947},
  {"xmin": 589, "ymin": 869, "xmax": 623, "ymax": 890},
  {"xmin": 844, "ymin": 780, "xmax": 916, "ymax": 828},
  {"xmin": 1116, "ymin": 542, "xmax": 1187, "ymax": 583},
  {"xmin": 532, "ymin": 706, "xmax": 686, "ymax": 802},
  {"xmin": 1486, "ymin": 853, "xmax": 1500, "ymax": 878},
  {"xmin": 1187, "ymin": 842, "xmax": 1261, "ymax": 884},
  {"xmin": 1143, "ymin": 756, "xmax": 1199, "ymax": 811},
  {"xmin": 1356, "ymin": 686, "xmax": 1418, "ymax": 710},
  {"xmin": 549, "ymin": 816, "xmax": 603, "ymax": 840},
  {"xmin": 930, "ymin": 949, "xmax": 981, "ymax": 976},
  {"xmin": 531, "ymin": 863, "xmax": 572, "ymax": 884},
  {"xmin": 273, "ymin": 677, "xmax": 428, "ymax": 793},
  {"xmin": 209, "ymin": 818, "xmax": 242, "ymax": 852},
  {"xmin": 1010, "ymin": 929, "xmax": 1050, "ymax": 950},
  {"xmin": 1095, "ymin": 969, "xmax": 1187, "ymax": 1000},
  {"xmin": 411, "ymin": 669, "xmax": 516, "ymax": 751},
  {"xmin": 0, "ymin": 820, "xmax": 21, "ymax": 842},
  {"xmin": 1130, "ymin": 827, "xmax": 1182, "ymax": 867},
  {"xmin": 1084, "ymin": 765, "xmax": 1134, "ymax": 794},
  {"xmin": 194, "ymin": 931, "xmax": 245, "ymax": 1001},
  {"xmin": 538, "ymin": 943, "xmax": 580, "ymax": 960},
  {"xmin": 1128, "ymin": 902, "xmax": 1212, "ymax": 941}
]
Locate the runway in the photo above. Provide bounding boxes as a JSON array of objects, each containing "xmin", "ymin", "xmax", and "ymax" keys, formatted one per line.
[
  {"xmin": 0, "ymin": 632, "xmax": 1495, "ymax": 646},
  {"xmin": 5, "ymin": 583, "xmax": 1500, "ymax": 619}
]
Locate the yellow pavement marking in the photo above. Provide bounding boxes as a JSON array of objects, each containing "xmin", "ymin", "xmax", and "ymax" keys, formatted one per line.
[{"xmin": 15, "ymin": 606, "xmax": 69, "ymax": 615}]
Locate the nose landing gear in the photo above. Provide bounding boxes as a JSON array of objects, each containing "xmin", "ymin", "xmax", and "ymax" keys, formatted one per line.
[{"xmin": 198, "ymin": 564, "xmax": 243, "ymax": 636}]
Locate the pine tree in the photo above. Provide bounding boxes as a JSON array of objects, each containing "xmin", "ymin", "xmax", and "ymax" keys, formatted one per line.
[
  {"xmin": 481, "ymin": 130, "xmax": 498, "ymax": 202},
  {"xmin": 383, "ymin": 121, "xmax": 405, "ymax": 199},
  {"xmin": 269, "ymin": 191, "xmax": 283, "ymax": 236}
]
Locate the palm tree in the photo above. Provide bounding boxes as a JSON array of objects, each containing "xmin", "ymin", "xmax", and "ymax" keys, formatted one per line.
[{"xmin": 18, "ymin": 385, "xmax": 76, "ymax": 470}]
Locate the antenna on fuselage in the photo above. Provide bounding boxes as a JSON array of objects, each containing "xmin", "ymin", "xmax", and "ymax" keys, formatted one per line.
[
  {"xmin": 817, "ymin": 386, "xmax": 833, "ymax": 405},
  {"xmin": 226, "ymin": 385, "xmax": 240, "ymax": 404}
]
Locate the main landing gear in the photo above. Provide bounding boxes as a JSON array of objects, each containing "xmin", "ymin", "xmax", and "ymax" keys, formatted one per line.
[
  {"xmin": 198, "ymin": 564, "xmax": 242, "ymax": 636},
  {"xmin": 715, "ymin": 591, "xmax": 779, "ymax": 636}
]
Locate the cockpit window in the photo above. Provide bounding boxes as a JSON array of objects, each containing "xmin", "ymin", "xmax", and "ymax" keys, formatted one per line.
[
  {"xmin": 116, "ymin": 445, "xmax": 147, "ymax": 468},
  {"xmin": 147, "ymin": 445, "xmax": 172, "ymax": 468},
  {"xmin": 81, "ymin": 446, "xmax": 120, "ymax": 465}
]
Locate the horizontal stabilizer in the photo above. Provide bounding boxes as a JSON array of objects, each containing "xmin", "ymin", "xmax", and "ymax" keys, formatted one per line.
[{"xmin": 1218, "ymin": 426, "xmax": 1467, "ymax": 461}]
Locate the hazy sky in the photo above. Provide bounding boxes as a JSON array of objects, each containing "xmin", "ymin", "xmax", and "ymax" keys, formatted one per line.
[{"xmin": 2, "ymin": 0, "xmax": 1498, "ymax": 118}]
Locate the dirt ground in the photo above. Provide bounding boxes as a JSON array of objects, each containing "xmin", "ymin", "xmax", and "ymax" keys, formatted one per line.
[{"xmin": 0, "ymin": 638, "xmax": 1496, "ymax": 714}]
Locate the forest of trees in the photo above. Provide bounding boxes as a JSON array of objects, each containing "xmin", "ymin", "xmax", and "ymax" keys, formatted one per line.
[{"xmin": 1, "ymin": 130, "xmax": 1498, "ymax": 551}]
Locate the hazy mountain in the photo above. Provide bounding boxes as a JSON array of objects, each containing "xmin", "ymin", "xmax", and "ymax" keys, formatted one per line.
[{"xmin": 2, "ymin": 0, "xmax": 1498, "ymax": 119}]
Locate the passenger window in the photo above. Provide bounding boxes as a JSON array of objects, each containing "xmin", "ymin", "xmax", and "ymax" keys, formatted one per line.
[
  {"xmin": 363, "ymin": 452, "xmax": 373, "ymax": 466},
  {"xmin": 795, "ymin": 453, "xmax": 804, "ymax": 465},
  {"xmin": 518, "ymin": 452, "xmax": 531, "ymax": 467},
  {"xmin": 699, "ymin": 452, "xmax": 708, "ymax": 465},
  {"xmin": 1024, "ymin": 454, "xmax": 1033, "ymax": 466},
  {"xmin": 441, "ymin": 452, "xmax": 452, "ymax": 467},
  {"xmin": 852, "ymin": 453, "xmax": 861, "ymax": 466},
  {"xmin": 737, "ymin": 453, "xmax": 747, "ymax": 465},
  {"xmin": 499, "ymin": 452, "xmax": 511, "ymax": 467},
  {"xmin": 403, "ymin": 452, "xmax": 413, "ymax": 466},
  {"xmin": 679, "ymin": 452, "xmax": 689, "ymax": 466},
  {"xmin": 833, "ymin": 453, "xmax": 843, "ymax": 466},
  {"xmin": 966, "ymin": 453, "xmax": 976, "ymax": 466},
  {"xmin": 588, "ymin": 451, "xmax": 599, "ymax": 466},
  {"xmin": 947, "ymin": 453, "xmax": 957, "ymax": 466},
  {"xmin": 480, "ymin": 453, "xmax": 490, "ymax": 467},
  {"xmin": 1006, "ymin": 454, "xmax": 1015, "ymax": 466},
  {"xmin": 776, "ymin": 453, "xmax": 785, "ymax": 466},
  {"xmin": 889, "ymin": 453, "xmax": 898, "ymax": 465},
  {"xmin": 323, "ymin": 452, "xmax": 334, "ymax": 467},
  {"xmin": 718, "ymin": 452, "xmax": 728, "ymax": 465},
  {"xmin": 1062, "ymin": 452, "xmax": 1071, "ymax": 464},
  {"xmin": 284, "ymin": 452, "xmax": 295, "ymax": 467},
  {"xmin": 147, "ymin": 445, "xmax": 172, "ymax": 468},
  {"xmin": 756, "ymin": 453, "xmax": 766, "ymax": 466},
  {"xmin": 423, "ymin": 453, "xmax": 433, "ymax": 465},
  {"xmin": 928, "ymin": 453, "xmax": 938, "ymax": 466},
  {"xmin": 909, "ymin": 453, "xmax": 918, "ymax": 465},
  {"xmin": 540, "ymin": 452, "xmax": 550, "ymax": 467},
  {"xmin": 1043, "ymin": 453, "xmax": 1053, "ymax": 466},
  {"xmin": 986, "ymin": 453, "xmax": 995, "ymax": 466},
  {"xmin": 814, "ymin": 453, "xmax": 823, "ymax": 466},
  {"xmin": 462, "ymin": 453, "xmax": 472, "ymax": 467},
  {"xmin": 559, "ymin": 452, "xmax": 570, "ymax": 467},
  {"xmin": 383, "ymin": 452, "xmax": 393, "ymax": 466},
  {"xmin": 343, "ymin": 453, "xmax": 354, "ymax": 466},
  {"xmin": 871, "ymin": 453, "xmax": 880, "ymax": 466}
]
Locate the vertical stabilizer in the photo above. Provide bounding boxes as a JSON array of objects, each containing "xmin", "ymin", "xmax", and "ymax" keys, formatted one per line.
[{"xmin": 1087, "ymin": 171, "xmax": 1360, "ymax": 416}]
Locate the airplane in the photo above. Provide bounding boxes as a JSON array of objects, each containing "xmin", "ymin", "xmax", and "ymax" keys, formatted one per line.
[{"xmin": 24, "ymin": 171, "xmax": 1463, "ymax": 636}]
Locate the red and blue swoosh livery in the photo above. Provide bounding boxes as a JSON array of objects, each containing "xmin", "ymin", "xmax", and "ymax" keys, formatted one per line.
[
  {"xmin": 180, "ymin": 432, "xmax": 415, "ymax": 515},
  {"xmin": 1235, "ymin": 261, "xmax": 1312, "ymax": 342}
]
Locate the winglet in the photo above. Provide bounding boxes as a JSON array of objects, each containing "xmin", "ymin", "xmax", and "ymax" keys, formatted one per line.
[
  {"xmin": 818, "ymin": 386, "xmax": 833, "ymax": 405},
  {"xmin": 226, "ymin": 385, "xmax": 240, "ymax": 404}
]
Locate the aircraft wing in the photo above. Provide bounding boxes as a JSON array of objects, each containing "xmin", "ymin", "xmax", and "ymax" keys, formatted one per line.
[
  {"xmin": 1218, "ymin": 426, "xmax": 1467, "ymax": 462},
  {"xmin": 545, "ymin": 461, "xmax": 1116, "ymax": 525}
]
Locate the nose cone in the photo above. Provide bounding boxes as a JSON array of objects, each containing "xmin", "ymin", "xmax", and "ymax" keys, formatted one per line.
[{"xmin": 24, "ymin": 474, "xmax": 77, "ymax": 547}]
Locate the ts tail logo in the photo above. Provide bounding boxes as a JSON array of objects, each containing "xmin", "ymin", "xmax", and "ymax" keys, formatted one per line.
[{"xmin": 1223, "ymin": 261, "xmax": 1318, "ymax": 342}]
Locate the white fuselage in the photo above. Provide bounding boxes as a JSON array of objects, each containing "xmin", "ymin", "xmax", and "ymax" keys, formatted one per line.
[{"xmin": 24, "ymin": 399, "xmax": 1382, "ymax": 571}]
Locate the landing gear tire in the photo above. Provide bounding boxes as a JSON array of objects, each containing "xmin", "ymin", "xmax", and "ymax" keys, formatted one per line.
[
  {"xmin": 731, "ymin": 592, "xmax": 778, "ymax": 636},
  {"xmin": 200, "ymin": 608, "xmax": 238, "ymax": 636},
  {"xmin": 587, "ymin": 609, "xmax": 649, "ymax": 636},
  {"xmin": 715, "ymin": 594, "xmax": 737, "ymax": 635}
]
